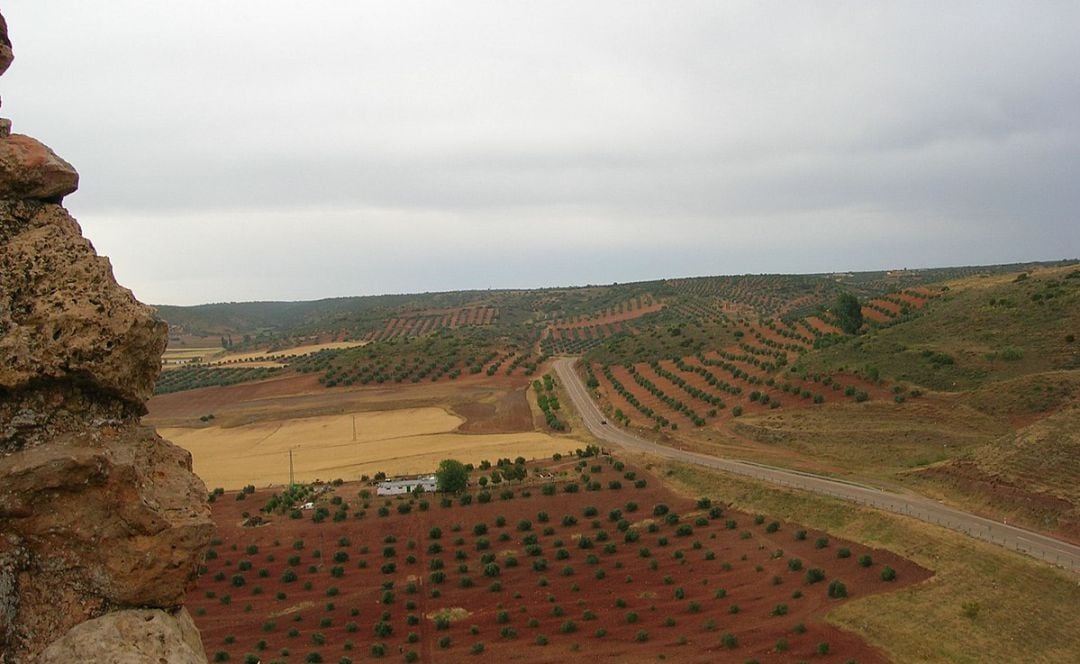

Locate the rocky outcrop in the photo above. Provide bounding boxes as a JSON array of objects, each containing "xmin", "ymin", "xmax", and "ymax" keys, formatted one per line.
[
  {"xmin": 0, "ymin": 11, "xmax": 212, "ymax": 663},
  {"xmin": 1, "ymin": 200, "xmax": 166, "ymax": 446},
  {"xmin": 35, "ymin": 609, "xmax": 206, "ymax": 664}
]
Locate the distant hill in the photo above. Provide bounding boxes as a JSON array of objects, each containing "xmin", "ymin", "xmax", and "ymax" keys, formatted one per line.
[{"xmin": 155, "ymin": 260, "xmax": 1073, "ymax": 352}]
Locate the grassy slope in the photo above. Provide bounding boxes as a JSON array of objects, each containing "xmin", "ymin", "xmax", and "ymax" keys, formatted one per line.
[
  {"xmin": 797, "ymin": 266, "xmax": 1080, "ymax": 391},
  {"xmin": 660, "ymin": 460, "xmax": 1080, "ymax": 663},
  {"xmin": 729, "ymin": 398, "xmax": 1008, "ymax": 478},
  {"xmin": 973, "ymin": 404, "xmax": 1080, "ymax": 502},
  {"xmin": 905, "ymin": 404, "xmax": 1080, "ymax": 540}
]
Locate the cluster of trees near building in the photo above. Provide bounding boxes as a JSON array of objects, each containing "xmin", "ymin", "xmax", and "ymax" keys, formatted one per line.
[{"xmin": 435, "ymin": 457, "xmax": 530, "ymax": 494}]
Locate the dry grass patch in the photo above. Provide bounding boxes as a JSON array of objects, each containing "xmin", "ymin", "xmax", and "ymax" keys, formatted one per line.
[
  {"xmin": 266, "ymin": 600, "xmax": 315, "ymax": 619},
  {"xmin": 426, "ymin": 607, "xmax": 470, "ymax": 623},
  {"xmin": 730, "ymin": 399, "xmax": 1008, "ymax": 477}
]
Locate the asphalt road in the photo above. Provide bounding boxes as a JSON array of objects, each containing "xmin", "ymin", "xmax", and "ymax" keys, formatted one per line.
[{"xmin": 553, "ymin": 357, "xmax": 1080, "ymax": 572}]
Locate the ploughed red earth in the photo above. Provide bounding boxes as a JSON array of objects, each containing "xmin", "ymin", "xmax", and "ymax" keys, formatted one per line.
[{"xmin": 188, "ymin": 458, "xmax": 929, "ymax": 663}]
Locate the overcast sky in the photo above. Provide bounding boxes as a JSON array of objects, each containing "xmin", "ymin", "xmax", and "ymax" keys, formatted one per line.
[{"xmin": 4, "ymin": 1, "xmax": 1078, "ymax": 305}]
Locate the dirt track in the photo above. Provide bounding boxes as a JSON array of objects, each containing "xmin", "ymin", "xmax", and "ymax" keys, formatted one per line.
[{"xmin": 554, "ymin": 357, "xmax": 1080, "ymax": 572}]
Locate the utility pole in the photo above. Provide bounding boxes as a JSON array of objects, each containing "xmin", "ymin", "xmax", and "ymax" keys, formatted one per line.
[
  {"xmin": 289, "ymin": 449, "xmax": 294, "ymax": 486},
  {"xmin": 352, "ymin": 415, "xmax": 357, "ymax": 442}
]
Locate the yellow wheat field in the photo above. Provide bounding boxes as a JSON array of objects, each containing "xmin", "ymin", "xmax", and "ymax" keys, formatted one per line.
[{"xmin": 159, "ymin": 407, "xmax": 570, "ymax": 489}]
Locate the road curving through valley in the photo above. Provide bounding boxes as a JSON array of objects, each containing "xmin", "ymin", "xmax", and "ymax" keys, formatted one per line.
[{"xmin": 553, "ymin": 357, "xmax": 1080, "ymax": 572}]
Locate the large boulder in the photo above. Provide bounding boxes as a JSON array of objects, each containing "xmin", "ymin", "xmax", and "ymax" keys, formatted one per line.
[
  {"xmin": 34, "ymin": 608, "xmax": 207, "ymax": 664},
  {"xmin": 0, "ymin": 426, "xmax": 213, "ymax": 661},
  {"xmin": 0, "ymin": 135, "xmax": 78, "ymax": 202}
]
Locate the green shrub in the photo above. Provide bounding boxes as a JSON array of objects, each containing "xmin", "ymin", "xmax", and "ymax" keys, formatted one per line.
[{"xmin": 828, "ymin": 580, "xmax": 848, "ymax": 598}]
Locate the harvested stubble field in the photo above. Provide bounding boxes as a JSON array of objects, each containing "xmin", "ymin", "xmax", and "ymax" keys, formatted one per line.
[
  {"xmin": 160, "ymin": 407, "xmax": 568, "ymax": 490},
  {"xmin": 149, "ymin": 370, "xmax": 570, "ymax": 490},
  {"xmin": 188, "ymin": 458, "xmax": 927, "ymax": 663}
]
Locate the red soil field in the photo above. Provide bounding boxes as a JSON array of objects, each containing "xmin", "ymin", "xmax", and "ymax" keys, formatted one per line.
[
  {"xmin": 636, "ymin": 364, "xmax": 722, "ymax": 417},
  {"xmin": 868, "ymin": 299, "xmax": 903, "ymax": 316},
  {"xmin": 894, "ymin": 291, "xmax": 930, "ymax": 308},
  {"xmin": 592, "ymin": 367, "xmax": 659, "ymax": 429},
  {"xmin": 860, "ymin": 307, "xmax": 891, "ymax": 323},
  {"xmin": 654, "ymin": 360, "xmax": 733, "ymax": 410},
  {"xmin": 548, "ymin": 298, "xmax": 663, "ymax": 333},
  {"xmin": 188, "ymin": 458, "xmax": 928, "ymax": 663},
  {"xmin": 747, "ymin": 323, "xmax": 811, "ymax": 351},
  {"xmin": 696, "ymin": 352, "xmax": 772, "ymax": 386},
  {"xmin": 803, "ymin": 316, "xmax": 844, "ymax": 336},
  {"xmin": 609, "ymin": 365, "xmax": 698, "ymax": 427},
  {"xmin": 903, "ymin": 287, "xmax": 937, "ymax": 299}
]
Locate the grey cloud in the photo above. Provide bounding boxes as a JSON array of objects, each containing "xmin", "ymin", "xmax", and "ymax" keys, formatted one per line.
[{"xmin": 2, "ymin": 1, "xmax": 1077, "ymax": 304}]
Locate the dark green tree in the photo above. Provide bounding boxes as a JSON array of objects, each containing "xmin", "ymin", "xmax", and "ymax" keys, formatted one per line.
[
  {"xmin": 834, "ymin": 293, "xmax": 864, "ymax": 334},
  {"xmin": 435, "ymin": 459, "xmax": 469, "ymax": 493}
]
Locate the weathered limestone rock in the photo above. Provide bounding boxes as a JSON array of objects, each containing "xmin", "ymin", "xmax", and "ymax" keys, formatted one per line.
[
  {"xmin": 0, "ymin": 426, "xmax": 213, "ymax": 661},
  {"xmin": 34, "ymin": 608, "xmax": 207, "ymax": 664},
  {"xmin": 0, "ymin": 135, "xmax": 79, "ymax": 202},
  {"xmin": 0, "ymin": 10, "xmax": 213, "ymax": 662},
  {"xmin": 0, "ymin": 200, "xmax": 167, "ymax": 450}
]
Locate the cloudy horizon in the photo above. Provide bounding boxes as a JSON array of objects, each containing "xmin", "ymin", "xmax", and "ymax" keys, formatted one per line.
[{"xmin": 4, "ymin": 1, "xmax": 1078, "ymax": 306}]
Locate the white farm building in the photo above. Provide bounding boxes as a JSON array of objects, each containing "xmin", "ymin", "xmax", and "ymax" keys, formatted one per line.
[{"xmin": 376, "ymin": 474, "xmax": 438, "ymax": 496}]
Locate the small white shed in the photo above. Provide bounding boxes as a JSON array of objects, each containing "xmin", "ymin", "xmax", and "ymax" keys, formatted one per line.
[{"xmin": 376, "ymin": 475, "xmax": 437, "ymax": 496}]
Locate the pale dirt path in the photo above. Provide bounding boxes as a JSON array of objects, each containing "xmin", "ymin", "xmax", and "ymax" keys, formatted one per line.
[{"xmin": 553, "ymin": 357, "xmax": 1080, "ymax": 572}]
